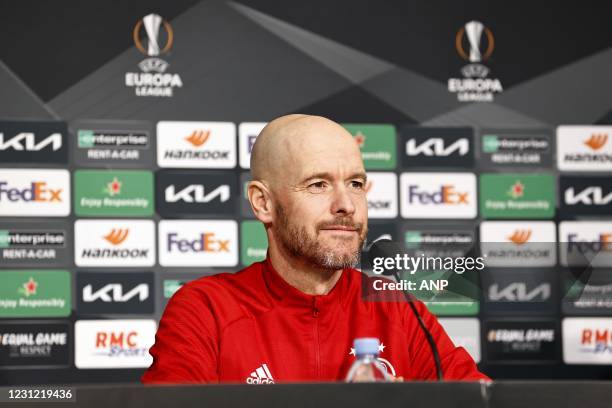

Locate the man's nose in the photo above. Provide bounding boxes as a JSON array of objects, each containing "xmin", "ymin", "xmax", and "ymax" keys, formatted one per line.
[{"xmin": 330, "ymin": 184, "xmax": 356, "ymax": 215}]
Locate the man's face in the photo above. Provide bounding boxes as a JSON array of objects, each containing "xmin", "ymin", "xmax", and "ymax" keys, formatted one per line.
[{"xmin": 271, "ymin": 130, "xmax": 368, "ymax": 270}]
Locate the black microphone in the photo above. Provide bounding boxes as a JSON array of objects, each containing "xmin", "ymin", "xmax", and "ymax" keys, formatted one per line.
[{"xmin": 365, "ymin": 238, "xmax": 444, "ymax": 381}]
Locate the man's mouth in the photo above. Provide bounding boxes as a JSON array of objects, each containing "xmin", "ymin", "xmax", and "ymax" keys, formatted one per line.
[{"xmin": 320, "ymin": 225, "xmax": 358, "ymax": 233}]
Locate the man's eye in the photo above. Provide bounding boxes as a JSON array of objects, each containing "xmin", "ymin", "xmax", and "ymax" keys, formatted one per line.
[
  {"xmin": 308, "ymin": 181, "xmax": 327, "ymax": 191},
  {"xmin": 350, "ymin": 181, "xmax": 364, "ymax": 189}
]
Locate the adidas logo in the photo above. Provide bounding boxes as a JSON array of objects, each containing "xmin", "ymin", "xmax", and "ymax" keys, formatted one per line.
[
  {"xmin": 104, "ymin": 229, "xmax": 129, "ymax": 245},
  {"xmin": 245, "ymin": 363, "xmax": 275, "ymax": 384},
  {"xmin": 584, "ymin": 133, "xmax": 608, "ymax": 151},
  {"xmin": 185, "ymin": 130, "xmax": 210, "ymax": 147}
]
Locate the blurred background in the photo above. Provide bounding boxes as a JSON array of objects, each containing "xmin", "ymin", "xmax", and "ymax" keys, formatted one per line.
[{"xmin": 0, "ymin": 0, "xmax": 611, "ymax": 385}]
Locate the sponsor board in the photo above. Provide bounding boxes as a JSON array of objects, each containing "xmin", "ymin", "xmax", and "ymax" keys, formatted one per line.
[
  {"xmin": 0, "ymin": 221, "xmax": 70, "ymax": 266},
  {"xmin": 400, "ymin": 172, "xmax": 477, "ymax": 219},
  {"xmin": 240, "ymin": 220, "xmax": 268, "ymax": 266},
  {"xmin": 402, "ymin": 224, "xmax": 476, "ymax": 259},
  {"xmin": 0, "ymin": 321, "xmax": 70, "ymax": 368},
  {"xmin": 0, "ymin": 120, "xmax": 68, "ymax": 164},
  {"xmin": 71, "ymin": 120, "xmax": 153, "ymax": 166},
  {"xmin": 425, "ymin": 299, "xmax": 479, "ymax": 316},
  {"xmin": 401, "ymin": 127, "xmax": 474, "ymax": 168},
  {"xmin": 479, "ymin": 221, "xmax": 556, "ymax": 267},
  {"xmin": 438, "ymin": 318, "xmax": 481, "ymax": 362},
  {"xmin": 159, "ymin": 220, "xmax": 238, "ymax": 267},
  {"xmin": 74, "ymin": 170, "xmax": 154, "ymax": 217},
  {"xmin": 163, "ymin": 279, "xmax": 189, "ymax": 299},
  {"xmin": 240, "ymin": 172, "xmax": 254, "ymax": 218},
  {"xmin": 366, "ymin": 172, "xmax": 398, "ymax": 218},
  {"xmin": 563, "ymin": 270, "xmax": 612, "ymax": 315},
  {"xmin": 480, "ymin": 129, "xmax": 552, "ymax": 168},
  {"xmin": 557, "ymin": 126, "xmax": 612, "ymax": 172},
  {"xmin": 479, "ymin": 173, "xmax": 555, "ymax": 219},
  {"xmin": 559, "ymin": 221, "xmax": 612, "ymax": 267},
  {"xmin": 563, "ymin": 318, "xmax": 612, "ymax": 364},
  {"xmin": 559, "ymin": 176, "xmax": 612, "ymax": 218},
  {"xmin": 0, "ymin": 270, "xmax": 71, "ymax": 318},
  {"xmin": 342, "ymin": 124, "xmax": 396, "ymax": 170},
  {"xmin": 161, "ymin": 274, "xmax": 202, "ymax": 306},
  {"xmin": 76, "ymin": 272, "xmax": 154, "ymax": 315},
  {"xmin": 0, "ymin": 169, "xmax": 70, "ymax": 216},
  {"xmin": 74, "ymin": 220, "xmax": 156, "ymax": 267},
  {"xmin": 156, "ymin": 170, "xmax": 238, "ymax": 217},
  {"xmin": 365, "ymin": 222, "xmax": 397, "ymax": 248},
  {"xmin": 485, "ymin": 320, "xmax": 558, "ymax": 362},
  {"xmin": 157, "ymin": 121, "xmax": 236, "ymax": 168},
  {"xmin": 239, "ymin": 122, "xmax": 267, "ymax": 169},
  {"xmin": 482, "ymin": 269, "xmax": 557, "ymax": 315},
  {"xmin": 75, "ymin": 319, "xmax": 155, "ymax": 368}
]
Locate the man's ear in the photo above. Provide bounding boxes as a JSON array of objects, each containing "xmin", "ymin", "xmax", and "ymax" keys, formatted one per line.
[{"xmin": 247, "ymin": 180, "xmax": 274, "ymax": 224}]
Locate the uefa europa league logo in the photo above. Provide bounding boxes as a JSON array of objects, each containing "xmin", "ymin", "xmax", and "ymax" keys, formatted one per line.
[
  {"xmin": 133, "ymin": 13, "xmax": 174, "ymax": 57},
  {"xmin": 455, "ymin": 20, "xmax": 494, "ymax": 63}
]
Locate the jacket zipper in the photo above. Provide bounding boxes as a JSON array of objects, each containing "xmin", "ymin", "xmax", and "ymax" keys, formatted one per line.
[{"xmin": 312, "ymin": 297, "xmax": 320, "ymax": 379}]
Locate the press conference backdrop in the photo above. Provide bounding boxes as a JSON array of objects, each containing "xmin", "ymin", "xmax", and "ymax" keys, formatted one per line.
[{"xmin": 1, "ymin": 0, "xmax": 612, "ymax": 385}]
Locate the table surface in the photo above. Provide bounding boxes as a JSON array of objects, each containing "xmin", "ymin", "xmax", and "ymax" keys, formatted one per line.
[{"xmin": 2, "ymin": 381, "xmax": 612, "ymax": 408}]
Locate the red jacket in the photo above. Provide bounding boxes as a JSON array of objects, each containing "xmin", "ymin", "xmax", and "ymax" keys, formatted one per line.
[{"xmin": 142, "ymin": 258, "xmax": 488, "ymax": 383}]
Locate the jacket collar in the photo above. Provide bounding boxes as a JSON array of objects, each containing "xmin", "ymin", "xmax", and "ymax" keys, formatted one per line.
[{"xmin": 261, "ymin": 254, "xmax": 350, "ymax": 310}]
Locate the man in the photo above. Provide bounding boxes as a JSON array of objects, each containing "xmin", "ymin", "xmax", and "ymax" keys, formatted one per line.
[{"xmin": 142, "ymin": 114, "xmax": 488, "ymax": 383}]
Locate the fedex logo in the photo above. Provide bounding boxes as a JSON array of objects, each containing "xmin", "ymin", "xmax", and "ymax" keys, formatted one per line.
[
  {"xmin": 400, "ymin": 173, "xmax": 476, "ymax": 219},
  {"xmin": 560, "ymin": 222, "xmax": 612, "ymax": 267},
  {"xmin": 167, "ymin": 232, "xmax": 230, "ymax": 253},
  {"xmin": 159, "ymin": 220, "xmax": 238, "ymax": 267},
  {"xmin": 406, "ymin": 185, "xmax": 469, "ymax": 205},
  {"xmin": 0, "ymin": 169, "xmax": 70, "ymax": 216},
  {"xmin": 0, "ymin": 181, "xmax": 63, "ymax": 202}
]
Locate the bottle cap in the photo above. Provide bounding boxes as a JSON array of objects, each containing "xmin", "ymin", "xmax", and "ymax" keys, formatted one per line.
[{"xmin": 353, "ymin": 337, "xmax": 380, "ymax": 356}]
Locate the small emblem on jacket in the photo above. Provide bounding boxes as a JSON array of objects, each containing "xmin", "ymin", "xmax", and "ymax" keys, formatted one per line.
[{"xmin": 246, "ymin": 363, "xmax": 275, "ymax": 384}]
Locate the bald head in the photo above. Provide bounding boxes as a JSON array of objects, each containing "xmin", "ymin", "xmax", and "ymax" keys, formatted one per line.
[{"xmin": 250, "ymin": 114, "xmax": 362, "ymax": 187}]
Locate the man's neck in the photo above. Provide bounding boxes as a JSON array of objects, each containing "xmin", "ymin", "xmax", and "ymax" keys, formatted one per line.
[{"xmin": 268, "ymin": 243, "xmax": 343, "ymax": 296}]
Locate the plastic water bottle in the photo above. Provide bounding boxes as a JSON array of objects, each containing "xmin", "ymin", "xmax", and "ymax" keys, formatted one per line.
[{"xmin": 345, "ymin": 338, "xmax": 392, "ymax": 382}]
